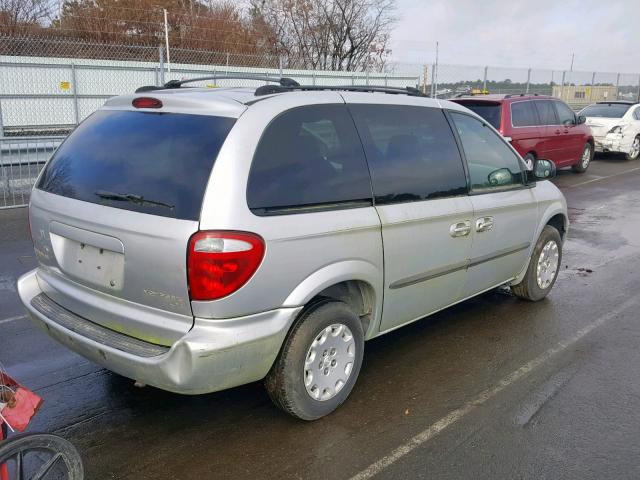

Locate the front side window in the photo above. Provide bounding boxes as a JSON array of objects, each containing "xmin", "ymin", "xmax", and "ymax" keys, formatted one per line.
[
  {"xmin": 247, "ymin": 104, "xmax": 372, "ymax": 213},
  {"xmin": 533, "ymin": 100, "xmax": 558, "ymax": 125},
  {"xmin": 450, "ymin": 112, "xmax": 524, "ymax": 192},
  {"xmin": 633, "ymin": 108, "xmax": 640, "ymax": 121},
  {"xmin": 510, "ymin": 101, "xmax": 538, "ymax": 127},
  {"xmin": 554, "ymin": 101, "xmax": 577, "ymax": 125},
  {"xmin": 349, "ymin": 104, "xmax": 467, "ymax": 204}
]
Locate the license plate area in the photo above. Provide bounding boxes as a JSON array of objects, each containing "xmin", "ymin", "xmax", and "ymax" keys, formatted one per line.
[{"xmin": 50, "ymin": 231, "xmax": 125, "ymax": 291}]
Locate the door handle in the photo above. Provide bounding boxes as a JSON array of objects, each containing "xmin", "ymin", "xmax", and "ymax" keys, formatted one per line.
[
  {"xmin": 555, "ymin": 129, "xmax": 562, "ymax": 134},
  {"xmin": 450, "ymin": 220, "xmax": 471, "ymax": 237},
  {"xmin": 475, "ymin": 216, "xmax": 494, "ymax": 233}
]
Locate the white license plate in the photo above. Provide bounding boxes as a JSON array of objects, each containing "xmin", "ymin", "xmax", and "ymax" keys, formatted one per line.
[{"xmin": 50, "ymin": 233, "xmax": 125, "ymax": 291}]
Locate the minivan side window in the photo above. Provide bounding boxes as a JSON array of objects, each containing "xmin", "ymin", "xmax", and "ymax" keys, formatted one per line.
[
  {"xmin": 634, "ymin": 108, "xmax": 640, "ymax": 121},
  {"xmin": 247, "ymin": 104, "xmax": 372, "ymax": 213},
  {"xmin": 348, "ymin": 104, "xmax": 467, "ymax": 204},
  {"xmin": 554, "ymin": 101, "xmax": 577, "ymax": 125},
  {"xmin": 510, "ymin": 101, "xmax": 539, "ymax": 127},
  {"xmin": 450, "ymin": 112, "xmax": 524, "ymax": 191},
  {"xmin": 533, "ymin": 100, "xmax": 558, "ymax": 125}
]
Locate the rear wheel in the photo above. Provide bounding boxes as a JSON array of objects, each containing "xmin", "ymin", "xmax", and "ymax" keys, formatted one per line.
[
  {"xmin": 511, "ymin": 225, "xmax": 562, "ymax": 301},
  {"xmin": 572, "ymin": 143, "xmax": 593, "ymax": 173},
  {"xmin": 625, "ymin": 136, "xmax": 640, "ymax": 161},
  {"xmin": 265, "ymin": 299, "xmax": 364, "ymax": 420}
]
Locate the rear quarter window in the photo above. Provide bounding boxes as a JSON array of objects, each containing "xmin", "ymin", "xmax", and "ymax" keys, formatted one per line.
[
  {"xmin": 246, "ymin": 104, "xmax": 373, "ymax": 214},
  {"xmin": 37, "ymin": 110, "xmax": 235, "ymax": 220}
]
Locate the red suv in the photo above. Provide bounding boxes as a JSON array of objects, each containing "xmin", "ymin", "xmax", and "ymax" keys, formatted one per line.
[{"xmin": 452, "ymin": 94, "xmax": 594, "ymax": 173}]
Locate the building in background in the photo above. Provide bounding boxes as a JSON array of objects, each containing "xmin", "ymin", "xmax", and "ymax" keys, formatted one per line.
[{"xmin": 553, "ymin": 84, "xmax": 618, "ymax": 109}]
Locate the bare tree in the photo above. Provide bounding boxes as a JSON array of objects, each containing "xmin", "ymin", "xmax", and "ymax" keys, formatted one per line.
[
  {"xmin": 0, "ymin": 0, "xmax": 53, "ymax": 35},
  {"xmin": 250, "ymin": 0, "xmax": 396, "ymax": 71}
]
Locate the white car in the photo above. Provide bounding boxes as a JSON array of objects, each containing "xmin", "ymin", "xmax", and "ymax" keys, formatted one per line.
[{"xmin": 580, "ymin": 101, "xmax": 640, "ymax": 160}]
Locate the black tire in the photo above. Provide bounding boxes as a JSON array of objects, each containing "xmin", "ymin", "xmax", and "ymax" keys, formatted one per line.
[
  {"xmin": 0, "ymin": 433, "xmax": 84, "ymax": 480},
  {"xmin": 572, "ymin": 143, "xmax": 593, "ymax": 173},
  {"xmin": 523, "ymin": 153, "xmax": 536, "ymax": 170},
  {"xmin": 265, "ymin": 299, "xmax": 364, "ymax": 420},
  {"xmin": 511, "ymin": 225, "xmax": 562, "ymax": 302},
  {"xmin": 624, "ymin": 136, "xmax": 640, "ymax": 161}
]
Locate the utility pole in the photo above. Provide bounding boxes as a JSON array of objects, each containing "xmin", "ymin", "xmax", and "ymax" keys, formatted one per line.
[
  {"xmin": 434, "ymin": 41, "xmax": 439, "ymax": 98},
  {"xmin": 570, "ymin": 53, "xmax": 574, "ymax": 72},
  {"xmin": 163, "ymin": 9, "xmax": 171, "ymax": 75}
]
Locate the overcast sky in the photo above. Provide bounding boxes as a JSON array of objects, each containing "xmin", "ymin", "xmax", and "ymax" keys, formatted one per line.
[{"xmin": 390, "ymin": 0, "xmax": 640, "ymax": 74}]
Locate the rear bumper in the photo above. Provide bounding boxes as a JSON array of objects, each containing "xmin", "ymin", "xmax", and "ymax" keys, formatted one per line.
[{"xmin": 17, "ymin": 269, "xmax": 301, "ymax": 394}]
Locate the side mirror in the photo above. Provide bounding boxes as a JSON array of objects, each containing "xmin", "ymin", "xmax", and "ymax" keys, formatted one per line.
[
  {"xmin": 488, "ymin": 168, "xmax": 513, "ymax": 187},
  {"xmin": 527, "ymin": 159, "xmax": 556, "ymax": 183},
  {"xmin": 577, "ymin": 115, "xmax": 587, "ymax": 125}
]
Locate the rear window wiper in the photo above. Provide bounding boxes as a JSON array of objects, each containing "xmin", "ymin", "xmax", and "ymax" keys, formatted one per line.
[{"xmin": 95, "ymin": 190, "xmax": 174, "ymax": 209}]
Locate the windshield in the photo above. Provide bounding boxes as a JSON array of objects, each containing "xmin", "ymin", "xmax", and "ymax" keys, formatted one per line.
[
  {"xmin": 580, "ymin": 103, "xmax": 632, "ymax": 118},
  {"xmin": 456, "ymin": 102, "xmax": 502, "ymax": 129},
  {"xmin": 37, "ymin": 110, "xmax": 235, "ymax": 220}
]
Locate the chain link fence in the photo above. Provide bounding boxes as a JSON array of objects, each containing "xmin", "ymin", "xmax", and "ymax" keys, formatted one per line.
[
  {"xmin": 432, "ymin": 64, "xmax": 640, "ymax": 110},
  {"xmin": 2, "ymin": 35, "xmax": 640, "ymax": 208}
]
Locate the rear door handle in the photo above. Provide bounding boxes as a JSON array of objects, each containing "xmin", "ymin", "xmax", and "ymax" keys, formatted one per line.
[
  {"xmin": 555, "ymin": 129, "xmax": 562, "ymax": 134},
  {"xmin": 450, "ymin": 220, "xmax": 471, "ymax": 237},
  {"xmin": 475, "ymin": 216, "xmax": 494, "ymax": 233}
]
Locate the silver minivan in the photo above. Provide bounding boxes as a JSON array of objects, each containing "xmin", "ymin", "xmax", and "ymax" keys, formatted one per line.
[{"xmin": 18, "ymin": 78, "xmax": 567, "ymax": 420}]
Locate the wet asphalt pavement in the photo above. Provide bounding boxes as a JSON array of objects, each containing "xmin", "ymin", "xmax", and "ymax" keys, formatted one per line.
[{"xmin": 2, "ymin": 155, "xmax": 640, "ymax": 479}]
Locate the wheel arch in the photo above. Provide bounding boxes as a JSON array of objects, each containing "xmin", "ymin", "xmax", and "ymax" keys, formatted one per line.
[{"xmin": 282, "ymin": 260, "xmax": 383, "ymax": 340}]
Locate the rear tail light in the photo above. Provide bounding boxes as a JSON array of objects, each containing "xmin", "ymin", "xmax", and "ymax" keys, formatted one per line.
[
  {"xmin": 187, "ymin": 231, "xmax": 265, "ymax": 301},
  {"xmin": 132, "ymin": 97, "xmax": 163, "ymax": 109}
]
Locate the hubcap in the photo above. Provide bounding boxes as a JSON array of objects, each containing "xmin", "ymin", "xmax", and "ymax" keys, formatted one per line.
[
  {"xmin": 524, "ymin": 157, "xmax": 534, "ymax": 170},
  {"xmin": 304, "ymin": 324, "xmax": 356, "ymax": 401},
  {"xmin": 536, "ymin": 240, "xmax": 559, "ymax": 289},
  {"xmin": 630, "ymin": 138, "xmax": 640, "ymax": 159},
  {"xmin": 581, "ymin": 145, "xmax": 591, "ymax": 168}
]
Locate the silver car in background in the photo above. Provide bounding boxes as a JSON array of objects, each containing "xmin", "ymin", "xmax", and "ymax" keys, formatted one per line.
[{"xmin": 18, "ymin": 78, "xmax": 567, "ymax": 420}]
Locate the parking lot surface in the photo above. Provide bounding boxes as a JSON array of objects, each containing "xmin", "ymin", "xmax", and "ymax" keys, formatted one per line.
[{"xmin": 2, "ymin": 155, "xmax": 640, "ymax": 479}]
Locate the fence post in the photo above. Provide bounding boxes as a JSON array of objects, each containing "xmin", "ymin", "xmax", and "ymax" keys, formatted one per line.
[
  {"xmin": 384, "ymin": 74, "xmax": 388, "ymax": 87},
  {"xmin": 352, "ymin": 73, "xmax": 355, "ymax": 86},
  {"xmin": 615, "ymin": 73, "xmax": 620, "ymax": 99},
  {"xmin": 159, "ymin": 46, "xmax": 165, "ymax": 84},
  {"xmin": 312, "ymin": 71, "xmax": 316, "ymax": 86},
  {"xmin": 483, "ymin": 66, "xmax": 488, "ymax": 92},
  {"xmin": 526, "ymin": 68, "xmax": 531, "ymax": 94},
  {"xmin": 560, "ymin": 71, "xmax": 566, "ymax": 100},
  {"xmin": 366, "ymin": 70, "xmax": 369, "ymax": 86},
  {"xmin": 279, "ymin": 57, "xmax": 283, "ymax": 77},
  {"xmin": 422, "ymin": 64, "xmax": 428, "ymax": 95},
  {"xmin": 637, "ymin": 75, "xmax": 640, "ymax": 103},
  {"xmin": 71, "ymin": 63, "xmax": 79, "ymax": 125},
  {"xmin": 154, "ymin": 67, "xmax": 159, "ymax": 86},
  {"xmin": 0, "ymin": 99, "xmax": 4, "ymax": 138},
  {"xmin": 589, "ymin": 72, "xmax": 596, "ymax": 102},
  {"xmin": 430, "ymin": 64, "xmax": 436, "ymax": 98}
]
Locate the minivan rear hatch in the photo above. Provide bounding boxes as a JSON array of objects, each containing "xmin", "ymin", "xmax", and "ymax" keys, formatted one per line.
[
  {"xmin": 30, "ymin": 108, "xmax": 236, "ymax": 345},
  {"xmin": 454, "ymin": 100, "xmax": 502, "ymax": 130}
]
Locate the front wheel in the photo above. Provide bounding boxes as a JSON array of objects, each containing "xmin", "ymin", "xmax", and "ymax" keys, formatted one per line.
[
  {"xmin": 572, "ymin": 143, "xmax": 593, "ymax": 173},
  {"xmin": 511, "ymin": 225, "xmax": 562, "ymax": 301},
  {"xmin": 625, "ymin": 136, "xmax": 640, "ymax": 161},
  {"xmin": 265, "ymin": 299, "xmax": 364, "ymax": 420}
]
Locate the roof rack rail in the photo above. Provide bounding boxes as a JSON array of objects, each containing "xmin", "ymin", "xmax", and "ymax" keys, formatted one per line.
[
  {"xmin": 253, "ymin": 84, "xmax": 426, "ymax": 97},
  {"xmin": 504, "ymin": 93, "xmax": 540, "ymax": 99},
  {"xmin": 135, "ymin": 75, "xmax": 300, "ymax": 93}
]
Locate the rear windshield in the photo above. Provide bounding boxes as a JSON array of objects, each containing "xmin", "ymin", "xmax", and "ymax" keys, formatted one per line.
[
  {"xmin": 37, "ymin": 110, "xmax": 235, "ymax": 220},
  {"xmin": 456, "ymin": 102, "xmax": 501, "ymax": 129},
  {"xmin": 580, "ymin": 104, "xmax": 631, "ymax": 118}
]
